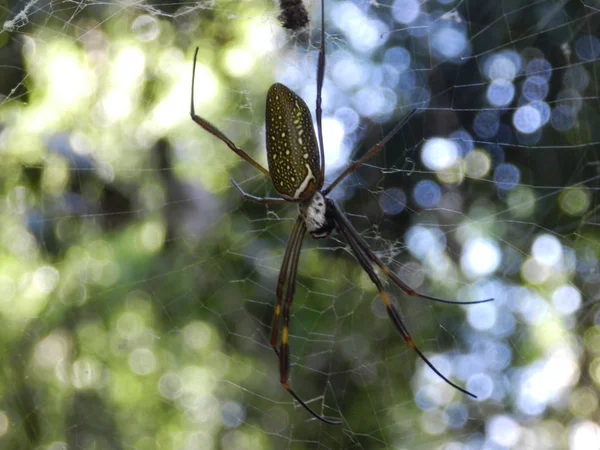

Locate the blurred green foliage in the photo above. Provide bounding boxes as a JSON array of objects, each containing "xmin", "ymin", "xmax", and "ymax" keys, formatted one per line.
[{"xmin": 0, "ymin": 1, "xmax": 599, "ymax": 449}]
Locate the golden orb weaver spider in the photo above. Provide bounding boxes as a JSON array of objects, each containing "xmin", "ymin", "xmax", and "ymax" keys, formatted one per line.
[{"xmin": 190, "ymin": 1, "xmax": 493, "ymax": 425}]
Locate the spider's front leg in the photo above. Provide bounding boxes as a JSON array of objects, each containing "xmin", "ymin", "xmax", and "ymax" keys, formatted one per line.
[
  {"xmin": 190, "ymin": 47, "xmax": 271, "ymax": 178},
  {"xmin": 269, "ymin": 217, "xmax": 342, "ymax": 425},
  {"xmin": 270, "ymin": 217, "xmax": 303, "ymax": 349},
  {"xmin": 230, "ymin": 179, "xmax": 287, "ymax": 205}
]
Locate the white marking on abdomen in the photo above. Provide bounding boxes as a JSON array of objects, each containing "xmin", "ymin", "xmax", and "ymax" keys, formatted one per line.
[{"xmin": 293, "ymin": 163, "xmax": 315, "ymax": 199}]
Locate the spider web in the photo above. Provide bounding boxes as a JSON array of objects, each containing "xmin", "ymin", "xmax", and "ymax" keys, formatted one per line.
[{"xmin": 0, "ymin": 0, "xmax": 599, "ymax": 448}]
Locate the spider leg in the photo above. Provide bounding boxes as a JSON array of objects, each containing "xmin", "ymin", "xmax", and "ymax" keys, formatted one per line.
[
  {"xmin": 315, "ymin": 0, "xmax": 326, "ymax": 188},
  {"xmin": 323, "ymin": 109, "xmax": 417, "ymax": 195},
  {"xmin": 278, "ymin": 220, "xmax": 305, "ymax": 384},
  {"xmin": 270, "ymin": 217, "xmax": 303, "ymax": 348},
  {"xmin": 329, "ymin": 201, "xmax": 493, "ymax": 305},
  {"xmin": 273, "ymin": 219, "xmax": 342, "ymax": 425},
  {"xmin": 190, "ymin": 48, "xmax": 271, "ymax": 178},
  {"xmin": 333, "ymin": 212, "xmax": 477, "ymax": 398},
  {"xmin": 230, "ymin": 179, "xmax": 288, "ymax": 205}
]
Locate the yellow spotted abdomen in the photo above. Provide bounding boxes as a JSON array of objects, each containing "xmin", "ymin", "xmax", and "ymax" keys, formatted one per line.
[{"xmin": 265, "ymin": 83, "xmax": 320, "ymax": 201}]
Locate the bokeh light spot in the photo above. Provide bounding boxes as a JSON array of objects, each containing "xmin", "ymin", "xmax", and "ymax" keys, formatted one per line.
[
  {"xmin": 529, "ymin": 100, "xmax": 551, "ymax": 125},
  {"xmin": 559, "ymin": 188, "xmax": 590, "ymax": 216},
  {"xmin": 485, "ymin": 51, "xmax": 520, "ymax": 80},
  {"xmin": 494, "ymin": 163, "xmax": 520, "ymax": 190},
  {"xmin": 532, "ymin": 234, "xmax": 562, "ymax": 266},
  {"xmin": 569, "ymin": 420, "xmax": 600, "ymax": 450},
  {"xmin": 575, "ymin": 35, "xmax": 600, "ymax": 61},
  {"xmin": 421, "ymin": 138, "xmax": 459, "ymax": 171},
  {"xmin": 431, "ymin": 26, "xmax": 468, "ymax": 60},
  {"xmin": 513, "ymin": 105, "xmax": 542, "ymax": 134},
  {"xmin": 522, "ymin": 76, "xmax": 549, "ymax": 101},
  {"xmin": 463, "ymin": 149, "xmax": 491, "ymax": 179},
  {"xmin": 506, "ymin": 186, "xmax": 536, "ymax": 218},
  {"xmin": 392, "ymin": 0, "xmax": 421, "ymax": 24},
  {"xmin": 132, "ymin": 15, "xmax": 160, "ymax": 41},
  {"xmin": 224, "ymin": 48, "xmax": 255, "ymax": 77},
  {"xmin": 461, "ymin": 238, "xmax": 501, "ymax": 277},
  {"xmin": 221, "ymin": 401, "xmax": 246, "ymax": 428},
  {"xmin": 379, "ymin": 187, "xmax": 407, "ymax": 215},
  {"xmin": 487, "ymin": 79, "xmax": 515, "ymax": 106},
  {"xmin": 552, "ymin": 285, "xmax": 581, "ymax": 316},
  {"xmin": 526, "ymin": 58, "xmax": 552, "ymax": 80},
  {"xmin": 384, "ymin": 47, "xmax": 411, "ymax": 73},
  {"xmin": 551, "ymin": 105, "xmax": 577, "ymax": 131},
  {"xmin": 468, "ymin": 303, "xmax": 497, "ymax": 331},
  {"xmin": 487, "ymin": 415, "xmax": 521, "ymax": 447},
  {"xmin": 129, "ymin": 348, "xmax": 157, "ymax": 376},
  {"xmin": 413, "ymin": 180, "xmax": 442, "ymax": 208}
]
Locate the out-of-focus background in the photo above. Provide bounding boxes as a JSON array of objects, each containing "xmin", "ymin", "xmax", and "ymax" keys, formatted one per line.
[{"xmin": 0, "ymin": 0, "xmax": 599, "ymax": 448}]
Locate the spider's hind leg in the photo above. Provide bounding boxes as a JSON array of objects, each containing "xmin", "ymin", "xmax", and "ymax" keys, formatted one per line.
[
  {"xmin": 328, "ymin": 200, "xmax": 493, "ymax": 305},
  {"xmin": 331, "ymin": 202, "xmax": 478, "ymax": 398},
  {"xmin": 270, "ymin": 217, "xmax": 342, "ymax": 425}
]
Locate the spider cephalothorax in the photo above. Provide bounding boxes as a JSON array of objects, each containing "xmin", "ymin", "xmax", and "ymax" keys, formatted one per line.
[
  {"xmin": 190, "ymin": 0, "xmax": 493, "ymax": 425},
  {"xmin": 299, "ymin": 192, "xmax": 334, "ymax": 239}
]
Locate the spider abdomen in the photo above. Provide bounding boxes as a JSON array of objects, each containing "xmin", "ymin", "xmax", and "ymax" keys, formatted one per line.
[{"xmin": 265, "ymin": 83, "xmax": 321, "ymax": 201}]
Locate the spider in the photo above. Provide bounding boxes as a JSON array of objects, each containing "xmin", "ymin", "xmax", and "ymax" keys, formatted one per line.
[{"xmin": 190, "ymin": 1, "xmax": 492, "ymax": 425}]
